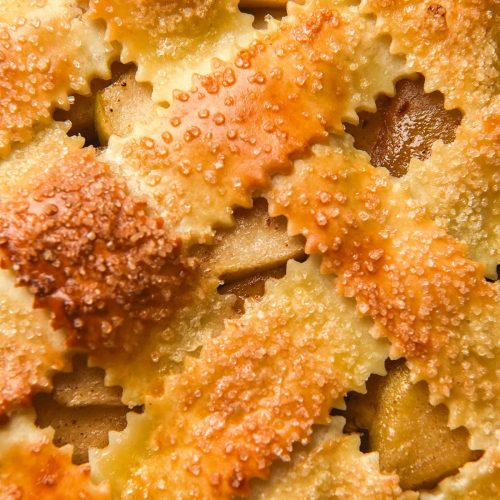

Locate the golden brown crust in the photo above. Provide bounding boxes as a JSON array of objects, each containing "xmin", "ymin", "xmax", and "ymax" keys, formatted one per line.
[
  {"xmin": 0, "ymin": 269, "xmax": 68, "ymax": 417},
  {"xmin": 0, "ymin": 0, "xmax": 497, "ymax": 496},
  {"xmin": 0, "ymin": 1, "xmax": 114, "ymax": 157},
  {"xmin": 268, "ymin": 135, "xmax": 499, "ymax": 449},
  {"xmin": 107, "ymin": 1, "xmax": 404, "ymax": 239},
  {"xmin": 89, "ymin": 273, "xmax": 236, "ymax": 405},
  {"xmin": 91, "ymin": 0, "xmax": 223, "ymax": 40},
  {"xmin": 361, "ymin": 0, "xmax": 498, "ymax": 112},
  {"xmin": 0, "ymin": 412, "xmax": 110, "ymax": 499},
  {"xmin": 250, "ymin": 418, "xmax": 403, "ymax": 500},
  {"xmin": 89, "ymin": 0, "xmax": 255, "ymax": 102},
  {"xmin": 0, "ymin": 149, "xmax": 195, "ymax": 351},
  {"xmin": 406, "ymin": 97, "xmax": 500, "ymax": 277},
  {"xmin": 111, "ymin": 7, "xmax": 343, "ymax": 236},
  {"xmin": 0, "ymin": 22, "xmax": 71, "ymax": 156},
  {"xmin": 90, "ymin": 258, "xmax": 389, "ymax": 498}
]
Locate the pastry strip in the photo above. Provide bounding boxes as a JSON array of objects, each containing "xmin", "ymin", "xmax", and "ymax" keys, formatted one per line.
[
  {"xmin": 360, "ymin": 0, "xmax": 498, "ymax": 113},
  {"xmin": 88, "ymin": 0, "xmax": 255, "ymax": 103},
  {"xmin": 100, "ymin": 0, "xmax": 404, "ymax": 241},
  {"xmin": 250, "ymin": 417, "xmax": 405, "ymax": 499},
  {"xmin": 90, "ymin": 258, "xmax": 389, "ymax": 498},
  {"xmin": 361, "ymin": 0, "xmax": 499, "ymax": 274},
  {"xmin": 0, "ymin": 0, "xmax": 115, "ymax": 157},
  {"xmin": 267, "ymin": 134, "xmax": 499, "ymax": 449}
]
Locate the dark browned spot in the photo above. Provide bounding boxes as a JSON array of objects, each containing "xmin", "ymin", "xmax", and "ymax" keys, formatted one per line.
[
  {"xmin": 0, "ymin": 149, "xmax": 195, "ymax": 352},
  {"xmin": 427, "ymin": 3, "xmax": 447, "ymax": 30},
  {"xmin": 346, "ymin": 76, "xmax": 462, "ymax": 177}
]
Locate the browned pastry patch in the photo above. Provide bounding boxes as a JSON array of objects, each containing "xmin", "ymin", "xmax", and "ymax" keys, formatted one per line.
[
  {"xmin": 0, "ymin": 3, "xmax": 114, "ymax": 157},
  {"xmin": 361, "ymin": 0, "xmax": 498, "ymax": 112},
  {"xmin": 346, "ymin": 76, "xmax": 462, "ymax": 177},
  {"xmin": 0, "ymin": 343, "xmax": 60, "ymax": 418},
  {"xmin": 0, "ymin": 23, "xmax": 73, "ymax": 156},
  {"xmin": 0, "ymin": 149, "xmax": 195, "ymax": 351},
  {"xmin": 0, "ymin": 416, "xmax": 110, "ymax": 499}
]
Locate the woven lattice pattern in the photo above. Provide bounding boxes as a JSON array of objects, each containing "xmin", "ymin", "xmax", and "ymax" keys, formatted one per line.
[{"xmin": 0, "ymin": 1, "xmax": 498, "ymax": 498}]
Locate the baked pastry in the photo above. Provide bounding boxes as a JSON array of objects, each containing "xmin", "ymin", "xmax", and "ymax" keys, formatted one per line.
[{"xmin": 0, "ymin": 0, "xmax": 498, "ymax": 498}]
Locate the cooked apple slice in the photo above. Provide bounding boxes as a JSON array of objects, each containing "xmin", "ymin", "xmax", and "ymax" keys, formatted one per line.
[
  {"xmin": 51, "ymin": 355, "xmax": 122, "ymax": 407},
  {"xmin": 94, "ymin": 68, "xmax": 157, "ymax": 144},
  {"xmin": 346, "ymin": 363, "xmax": 480, "ymax": 490},
  {"xmin": 34, "ymin": 393, "xmax": 131, "ymax": 464},
  {"xmin": 346, "ymin": 76, "xmax": 461, "ymax": 177},
  {"xmin": 200, "ymin": 198, "xmax": 305, "ymax": 282}
]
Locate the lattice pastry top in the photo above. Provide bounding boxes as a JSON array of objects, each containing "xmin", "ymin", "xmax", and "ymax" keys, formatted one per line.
[{"xmin": 0, "ymin": 0, "xmax": 498, "ymax": 498}]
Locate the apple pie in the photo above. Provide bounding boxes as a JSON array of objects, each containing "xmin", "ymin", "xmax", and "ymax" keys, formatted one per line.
[{"xmin": 0, "ymin": 0, "xmax": 498, "ymax": 498}]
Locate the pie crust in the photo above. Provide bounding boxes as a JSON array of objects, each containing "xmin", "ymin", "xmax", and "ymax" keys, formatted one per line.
[{"xmin": 0, "ymin": 0, "xmax": 498, "ymax": 498}]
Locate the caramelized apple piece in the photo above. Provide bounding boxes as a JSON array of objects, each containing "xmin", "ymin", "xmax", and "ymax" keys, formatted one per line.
[
  {"xmin": 34, "ymin": 395, "xmax": 130, "ymax": 464},
  {"xmin": 51, "ymin": 355, "xmax": 122, "ymax": 407},
  {"xmin": 346, "ymin": 76, "xmax": 461, "ymax": 177},
  {"xmin": 53, "ymin": 64, "xmax": 130, "ymax": 145},
  {"xmin": 33, "ymin": 353, "xmax": 132, "ymax": 464},
  {"xmin": 242, "ymin": 5, "xmax": 287, "ymax": 29},
  {"xmin": 346, "ymin": 363, "xmax": 480, "ymax": 490},
  {"xmin": 201, "ymin": 198, "xmax": 305, "ymax": 282},
  {"xmin": 94, "ymin": 68, "xmax": 156, "ymax": 144}
]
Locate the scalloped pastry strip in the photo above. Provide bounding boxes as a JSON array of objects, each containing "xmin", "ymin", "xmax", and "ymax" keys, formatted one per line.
[
  {"xmin": 250, "ymin": 417, "xmax": 406, "ymax": 499},
  {"xmin": 89, "ymin": 274, "xmax": 236, "ymax": 406},
  {"xmin": 0, "ymin": 122, "xmax": 84, "ymax": 200},
  {"xmin": 406, "ymin": 97, "xmax": 500, "ymax": 277},
  {"xmin": 421, "ymin": 443, "xmax": 500, "ymax": 499},
  {"xmin": 101, "ymin": 0, "xmax": 405, "ymax": 241},
  {"xmin": 0, "ymin": 411, "xmax": 110, "ymax": 498},
  {"xmin": 88, "ymin": 0, "xmax": 256, "ymax": 103},
  {"xmin": 0, "ymin": 0, "xmax": 115, "ymax": 158},
  {"xmin": 90, "ymin": 258, "xmax": 390, "ymax": 498},
  {"xmin": 267, "ymin": 134, "xmax": 499, "ymax": 450},
  {"xmin": 360, "ymin": 0, "xmax": 499, "ymax": 113},
  {"xmin": 0, "ymin": 268, "xmax": 69, "ymax": 416},
  {"xmin": 360, "ymin": 0, "xmax": 499, "ymax": 278}
]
